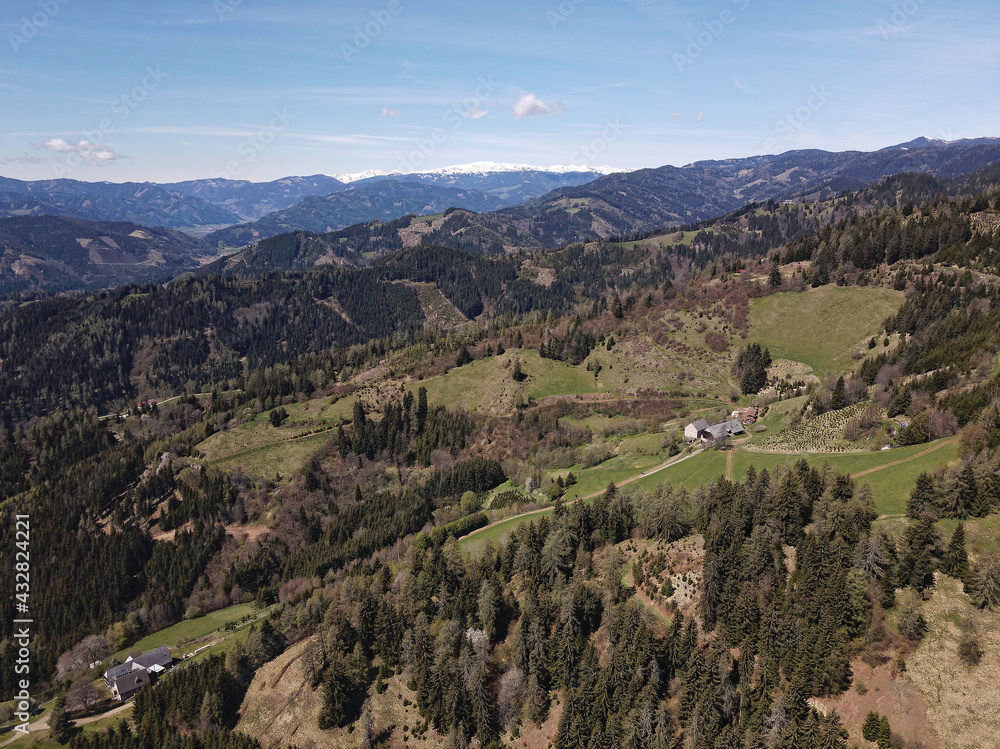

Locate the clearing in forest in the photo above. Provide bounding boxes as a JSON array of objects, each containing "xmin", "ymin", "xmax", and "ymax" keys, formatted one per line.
[{"xmin": 748, "ymin": 285, "xmax": 903, "ymax": 375}]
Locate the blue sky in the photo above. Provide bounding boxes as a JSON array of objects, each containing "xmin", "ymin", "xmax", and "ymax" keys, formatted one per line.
[{"xmin": 1, "ymin": 0, "xmax": 998, "ymax": 182}]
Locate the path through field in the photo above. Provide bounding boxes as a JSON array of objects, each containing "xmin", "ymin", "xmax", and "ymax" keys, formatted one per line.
[
  {"xmin": 849, "ymin": 436, "xmax": 958, "ymax": 479},
  {"xmin": 462, "ymin": 448, "xmax": 704, "ymax": 543}
]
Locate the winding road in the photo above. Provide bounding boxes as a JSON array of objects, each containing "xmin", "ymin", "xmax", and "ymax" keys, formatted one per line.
[{"xmin": 462, "ymin": 448, "xmax": 704, "ymax": 543}]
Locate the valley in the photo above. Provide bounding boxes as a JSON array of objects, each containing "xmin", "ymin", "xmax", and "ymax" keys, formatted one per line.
[{"xmin": 2, "ymin": 141, "xmax": 1000, "ymax": 749}]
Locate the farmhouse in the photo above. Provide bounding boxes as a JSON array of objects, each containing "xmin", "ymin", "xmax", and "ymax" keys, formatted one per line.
[
  {"xmin": 701, "ymin": 419, "xmax": 745, "ymax": 443},
  {"xmin": 103, "ymin": 645, "xmax": 173, "ymax": 701},
  {"xmin": 684, "ymin": 419, "xmax": 710, "ymax": 441},
  {"xmin": 684, "ymin": 418, "xmax": 745, "ymax": 443}
]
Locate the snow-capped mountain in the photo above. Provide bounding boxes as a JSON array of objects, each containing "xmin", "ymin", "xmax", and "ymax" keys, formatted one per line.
[
  {"xmin": 333, "ymin": 168, "xmax": 394, "ymax": 184},
  {"xmin": 334, "ymin": 162, "xmax": 622, "ymax": 183},
  {"xmin": 335, "ymin": 162, "xmax": 626, "ymax": 206}
]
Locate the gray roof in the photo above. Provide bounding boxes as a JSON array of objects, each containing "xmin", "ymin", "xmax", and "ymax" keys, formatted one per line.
[
  {"xmin": 702, "ymin": 420, "xmax": 745, "ymax": 441},
  {"xmin": 132, "ymin": 646, "xmax": 172, "ymax": 670},
  {"xmin": 105, "ymin": 646, "xmax": 171, "ymax": 682},
  {"xmin": 689, "ymin": 419, "xmax": 709, "ymax": 432},
  {"xmin": 704, "ymin": 423, "xmax": 728, "ymax": 440},
  {"xmin": 110, "ymin": 667, "xmax": 149, "ymax": 696}
]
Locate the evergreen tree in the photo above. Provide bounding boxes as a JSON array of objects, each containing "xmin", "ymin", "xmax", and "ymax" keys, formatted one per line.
[
  {"xmin": 49, "ymin": 695, "xmax": 73, "ymax": 744},
  {"xmin": 906, "ymin": 473, "xmax": 937, "ymax": 519},
  {"xmin": 768, "ymin": 262, "xmax": 782, "ymax": 288},
  {"xmin": 941, "ymin": 524, "xmax": 971, "ymax": 583},
  {"xmin": 862, "ymin": 710, "xmax": 882, "ymax": 742},
  {"xmin": 830, "ymin": 377, "xmax": 846, "ymax": 411},
  {"xmin": 415, "ymin": 386, "xmax": 428, "ymax": 435}
]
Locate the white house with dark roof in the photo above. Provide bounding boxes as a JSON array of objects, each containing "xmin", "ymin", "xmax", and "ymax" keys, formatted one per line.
[
  {"xmin": 103, "ymin": 645, "xmax": 173, "ymax": 701},
  {"xmin": 686, "ymin": 418, "xmax": 745, "ymax": 444},
  {"xmin": 701, "ymin": 419, "xmax": 745, "ymax": 443},
  {"xmin": 684, "ymin": 419, "xmax": 710, "ymax": 441}
]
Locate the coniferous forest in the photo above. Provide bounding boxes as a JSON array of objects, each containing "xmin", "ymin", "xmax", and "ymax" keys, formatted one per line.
[{"xmin": 1, "ymin": 170, "xmax": 1000, "ymax": 749}]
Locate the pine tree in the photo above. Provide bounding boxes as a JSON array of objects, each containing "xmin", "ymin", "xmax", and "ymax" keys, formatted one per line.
[
  {"xmin": 830, "ymin": 377, "xmax": 846, "ymax": 411},
  {"xmin": 862, "ymin": 711, "xmax": 881, "ymax": 742},
  {"xmin": 941, "ymin": 523, "xmax": 971, "ymax": 583},
  {"xmin": 415, "ymin": 386, "xmax": 428, "ymax": 435},
  {"xmin": 906, "ymin": 473, "xmax": 937, "ymax": 518},
  {"xmin": 877, "ymin": 714, "xmax": 892, "ymax": 748},
  {"xmin": 48, "ymin": 695, "xmax": 72, "ymax": 744},
  {"xmin": 768, "ymin": 262, "xmax": 782, "ymax": 288}
]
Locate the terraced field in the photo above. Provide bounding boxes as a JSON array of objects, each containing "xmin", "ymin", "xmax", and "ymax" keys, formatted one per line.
[{"xmin": 747, "ymin": 401, "xmax": 884, "ymax": 453}]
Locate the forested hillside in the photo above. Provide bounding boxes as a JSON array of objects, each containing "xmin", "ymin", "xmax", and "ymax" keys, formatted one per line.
[
  {"xmin": 2, "ymin": 167, "xmax": 1000, "ymax": 749},
  {"xmin": 204, "ymin": 181, "xmax": 507, "ymax": 249},
  {"xmin": 0, "ymin": 215, "xmax": 214, "ymax": 293}
]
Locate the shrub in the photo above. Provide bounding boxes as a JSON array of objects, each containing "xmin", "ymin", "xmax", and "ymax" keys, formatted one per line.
[{"xmin": 582, "ymin": 442, "xmax": 614, "ymax": 468}]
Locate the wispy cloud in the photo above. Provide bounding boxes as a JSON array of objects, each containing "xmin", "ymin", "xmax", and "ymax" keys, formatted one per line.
[
  {"xmin": 0, "ymin": 155, "xmax": 43, "ymax": 165},
  {"xmin": 378, "ymin": 108, "xmax": 400, "ymax": 118},
  {"xmin": 512, "ymin": 93, "xmax": 564, "ymax": 118},
  {"xmin": 462, "ymin": 107, "xmax": 489, "ymax": 120},
  {"xmin": 126, "ymin": 125, "xmax": 267, "ymax": 137},
  {"xmin": 296, "ymin": 132, "xmax": 413, "ymax": 146}
]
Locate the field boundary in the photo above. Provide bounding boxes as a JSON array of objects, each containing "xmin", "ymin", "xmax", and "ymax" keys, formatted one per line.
[
  {"xmin": 461, "ymin": 449, "xmax": 704, "ymax": 544},
  {"xmin": 849, "ymin": 436, "xmax": 958, "ymax": 479}
]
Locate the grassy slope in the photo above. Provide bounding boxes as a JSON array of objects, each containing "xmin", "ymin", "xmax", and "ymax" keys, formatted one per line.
[
  {"xmin": 110, "ymin": 602, "xmax": 265, "ymax": 661},
  {"xmin": 464, "ymin": 436, "xmax": 959, "ymax": 553},
  {"xmin": 208, "ymin": 432, "xmax": 331, "ymax": 482},
  {"xmin": 905, "ymin": 575, "xmax": 1000, "ymax": 749},
  {"xmin": 196, "ymin": 396, "xmax": 354, "ymax": 480},
  {"xmin": 412, "ymin": 349, "xmax": 600, "ymax": 411},
  {"xmin": 748, "ymin": 286, "xmax": 903, "ymax": 375}
]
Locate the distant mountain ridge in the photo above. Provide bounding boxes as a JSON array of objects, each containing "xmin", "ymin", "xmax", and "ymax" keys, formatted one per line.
[
  {"xmin": 202, "ymin": 181, "xmax": 510, "ymax": 249},
  {"xmin": 162, "ymin": 174, "xmax": 346, "ymax": 221},
  {"xmin": 2, "ymin": 137, "xmax": 998, "ymax": 253},
  {"xmin": 0, "ymin": 215, "xmax": 211, "ymax": 293},
  {"xmin": 205, "ymin": 142, "xmax": 1000, "ymax": 279},
  {"xmin": 0, "ymin": 176, "xmax": 241, "ymax": 229},
  {"xmin": 200, "ymin": 138, "xmax": 1000, "ymax": 249}
]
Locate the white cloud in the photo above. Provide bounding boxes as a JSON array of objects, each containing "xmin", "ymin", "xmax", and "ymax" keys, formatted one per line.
[
  {"xmin": 512, "ymin": 93, "xmax": 564, "ymax": 118},
  {"xmin": 671, "ymin": 111, "xmax": 683, "ymax": 120},
  {"xmin": 379, "ymin": 108, "xmax": 400, "ymax": 117},
  {"xmin": 462, "ymin": 107, "xmax": 489, "ymax": 120},
  {"xmin": 732, "ymin": 77, "xmax": 755, "ymax": 94},
  {"xmin": 693, "ymin": 112, "xmax": 704, "ymax": 123},
  {"xmin": 34, "ymin": 138, "xmax": 122, "ymax": 162}
]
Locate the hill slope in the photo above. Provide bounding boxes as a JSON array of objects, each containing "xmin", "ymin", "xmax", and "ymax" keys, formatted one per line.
[
  {"xmin": 0, "ymin": 215, "xmax": 213, "ymax": 293},
  {"xmin": 0, "ymin": 176, "xmax": 241, "ymax": 229},
  {"xmin": 203, "ymin": 181, "xmax": 508, "ymax": 248},
  {"xmin": 163, "ymin": 174, "xmax": 347, "ymax": 221}
]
